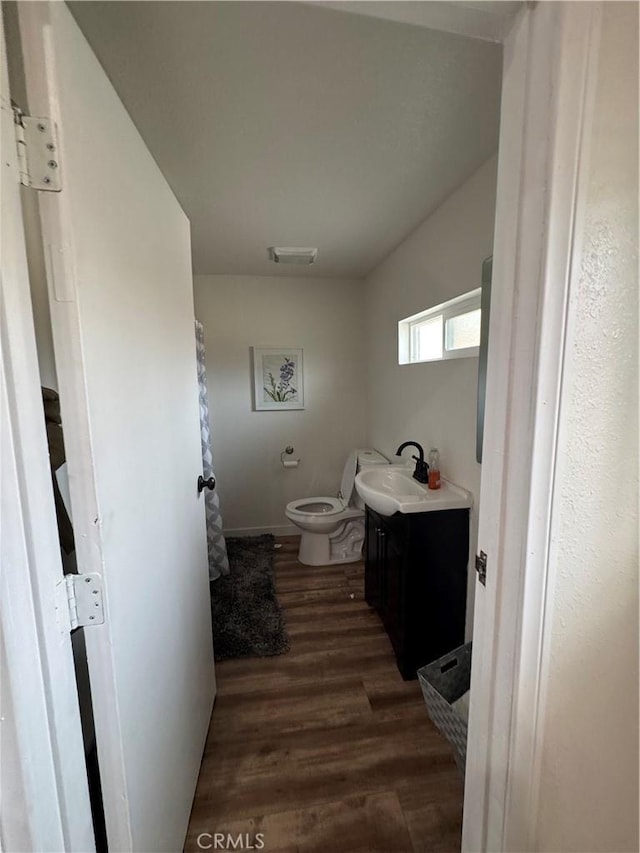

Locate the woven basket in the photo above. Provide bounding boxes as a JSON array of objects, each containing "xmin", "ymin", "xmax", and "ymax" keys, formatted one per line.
[{"xmin": 418, "ymin": 642, "xmax": 472, "ymax": 777}]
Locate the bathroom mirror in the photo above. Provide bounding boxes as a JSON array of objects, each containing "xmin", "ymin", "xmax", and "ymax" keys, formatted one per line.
[{"xmin": 476, "ymin": 256, "xmax": 493, "ymax": 463}]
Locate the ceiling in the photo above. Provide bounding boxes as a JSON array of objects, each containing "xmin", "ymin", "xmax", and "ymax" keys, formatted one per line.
[
  {"xmin": 312, "ymin": 2, "xmax": 522, "ymax": 42},
  {"xmin": 69, "ymin": 2, "xmax": 503, "ymax": 278}
]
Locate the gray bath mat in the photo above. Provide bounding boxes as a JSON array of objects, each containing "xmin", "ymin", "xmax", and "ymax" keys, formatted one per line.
[{"xmin": 210, "ymin": 534, "xmax": 290, "ymax": 661}]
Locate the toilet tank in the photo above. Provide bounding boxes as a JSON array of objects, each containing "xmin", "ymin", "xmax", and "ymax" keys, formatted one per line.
[{"xmin": 353, "ymin": 448, "xmax": 389, "ymax": 509}]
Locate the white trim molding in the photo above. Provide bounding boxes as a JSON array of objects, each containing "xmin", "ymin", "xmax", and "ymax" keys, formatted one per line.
[
  {"xmin": 0, "ymin": 9, "xmax": 95, "ymax": 849},
  {"xmin": 224, "ymin": 524, "xmax": 299, "ymax": 539},
  {"xmin": 504, "ymin": 4, "xmax": 602, "ymax": 849},
  {"xmin": 463, "ymin": 3, "xmax": 604, "ymax": 851}
]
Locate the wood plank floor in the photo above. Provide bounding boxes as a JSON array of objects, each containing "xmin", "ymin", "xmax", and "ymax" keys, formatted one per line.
[{"xmin": 185, "ymin": 536, "xmax": 463, "ymax": 852}]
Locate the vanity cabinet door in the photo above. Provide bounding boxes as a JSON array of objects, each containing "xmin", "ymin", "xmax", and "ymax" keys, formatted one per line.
[
  {"xmin": 364, "ymin": 508, "xmax": 382, "ymax": 608},
  {"xmin": 379, "ymin": 515, "xmax": 408, "ymax": 657},
  {"xmin": 405, "ymin": 508, "xmax": 469, "ymax": 674},
  {"xmin": 365, "ymin": 505, "xmax": 468, "ymax": 681}
]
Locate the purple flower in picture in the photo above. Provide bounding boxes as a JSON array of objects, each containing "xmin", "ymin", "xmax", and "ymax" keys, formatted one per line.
[{"xmin": 264, "ymin": 357, "xmax": 298, "ymax": 402}]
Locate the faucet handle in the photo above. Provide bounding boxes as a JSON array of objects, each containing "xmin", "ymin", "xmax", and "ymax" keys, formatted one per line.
[{"xmin": 411, "ymin": 457, "xmax": 430, "ymax": 484}]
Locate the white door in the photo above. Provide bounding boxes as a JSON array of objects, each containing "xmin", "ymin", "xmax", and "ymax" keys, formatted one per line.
[{"xmin": 13, "ymin": 3, "xmax": 216, "ymax": 850}]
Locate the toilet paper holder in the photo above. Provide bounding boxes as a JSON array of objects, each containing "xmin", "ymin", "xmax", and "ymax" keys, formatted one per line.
[{"xmin": 281, "ymin": 446, "xmax": 299, "ymax": 468}]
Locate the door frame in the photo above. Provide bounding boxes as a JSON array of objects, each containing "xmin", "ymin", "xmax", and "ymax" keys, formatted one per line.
[
  {"xmin": 0, "ymin": 8, "xmax": 94, "ymax": 851},
  {"xmin": 2, "ymin": 0, "xmax": 603, "ymax": 849},
  {"xmin": 462, "ymin": 3, "xmax": 603, "ymax": 850},
  {"xmin": 13, "ymin": 4, "xmax": 133, "ymax": 847}
]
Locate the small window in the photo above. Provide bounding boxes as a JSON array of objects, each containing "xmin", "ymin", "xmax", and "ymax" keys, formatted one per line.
[{"xmin": 398, "ymin": 288, "xmax": 481, "ymax": 364}]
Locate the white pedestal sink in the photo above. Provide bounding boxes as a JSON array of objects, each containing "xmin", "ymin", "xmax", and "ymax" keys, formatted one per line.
[{"xmin": 355, "ymin": 464, "xmax": 472, "ymax": 517}]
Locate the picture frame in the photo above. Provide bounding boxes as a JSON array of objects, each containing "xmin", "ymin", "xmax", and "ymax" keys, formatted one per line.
[{"xmin": 252, "ymin": 347, "xmax": 304, "ymax": 411}]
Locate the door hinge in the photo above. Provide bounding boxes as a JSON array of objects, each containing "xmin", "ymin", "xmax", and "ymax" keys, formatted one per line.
[
  {"xmin": 59, "ymin": 573, "xmax": 105, "ymax": 631},
  {"xmin": 475, "ymin": 550, "xmax": 487, "ymax": 586},
  {"xmin": 13, "ymin": 105, "xmax": 62, "ymax": 191}
]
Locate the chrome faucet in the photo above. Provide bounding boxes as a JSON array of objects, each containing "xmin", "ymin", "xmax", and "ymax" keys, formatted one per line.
[{"xmin": 395, "ymin": 441, "xmax": 429, "ymax": 484}]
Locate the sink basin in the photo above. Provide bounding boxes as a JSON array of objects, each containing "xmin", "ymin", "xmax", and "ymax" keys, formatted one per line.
[{"xmin": 355, "ymin": 465, "xmax": 472, "ymax": 517}]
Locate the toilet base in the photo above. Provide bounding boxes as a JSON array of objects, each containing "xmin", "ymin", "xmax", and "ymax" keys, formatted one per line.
[{"xmin": 297, "ymin": 518, "xmax": 365, "ymax": 566}]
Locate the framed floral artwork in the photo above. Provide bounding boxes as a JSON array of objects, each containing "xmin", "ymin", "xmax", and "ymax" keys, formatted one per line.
[{"xmin": 252, "ymin": 347, "xmax": 304, "ymax": 411}]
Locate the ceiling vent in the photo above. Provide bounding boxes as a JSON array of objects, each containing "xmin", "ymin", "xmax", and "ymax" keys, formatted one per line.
[{"xmin": 268, "ymin": 246, "xmax": 318, "ymax": 265}]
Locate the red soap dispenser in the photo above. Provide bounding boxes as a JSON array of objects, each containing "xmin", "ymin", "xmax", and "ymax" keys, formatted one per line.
[{"xmin": 428, "ymin": 448, "xmax": 441, "ymax": 490}]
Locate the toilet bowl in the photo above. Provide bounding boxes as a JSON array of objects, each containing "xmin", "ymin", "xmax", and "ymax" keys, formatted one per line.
[{"xmin": 285, "ymin": 449, "xmax": 389, "ymax": 566}]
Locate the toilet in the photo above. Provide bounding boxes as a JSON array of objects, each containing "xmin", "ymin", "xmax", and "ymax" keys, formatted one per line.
[{"xmin": 285, "ymin": 448, "xmax": 389, "ymax": 566}]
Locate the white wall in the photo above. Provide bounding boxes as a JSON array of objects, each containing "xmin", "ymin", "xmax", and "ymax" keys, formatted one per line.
[
  {"xmin": 364, "ymin": 155, "xmax": 498, "ymax": 634},
  {"xmin": 193, "ymin": 275, "xmax": 367, "ymax": 534},
  {"xmin": 536, "ymin": 3, "xmax": 639, "ymax": 850}
]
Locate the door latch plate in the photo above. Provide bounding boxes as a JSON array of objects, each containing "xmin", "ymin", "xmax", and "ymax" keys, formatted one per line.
[{"xmin": 475, "ymin": 550, "xmax": 487, "ymax": 586}]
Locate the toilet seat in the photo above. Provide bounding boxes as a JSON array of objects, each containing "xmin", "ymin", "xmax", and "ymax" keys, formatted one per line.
[
  {"xmin": 286, "ymin": 496, "xmax": 345, "ymax": 517},
  {"xmin": 285, "ymin": 497, "xmax": 363, "ymax": 524},
  {"xmin": 285, "ymin": 450, "xmax": 362, "ymax": 523}
]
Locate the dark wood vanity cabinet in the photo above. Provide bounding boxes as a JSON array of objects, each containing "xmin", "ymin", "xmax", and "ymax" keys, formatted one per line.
[{"xmin": 365, "ymin": 506, "xmax": 469, "ymax": 680}]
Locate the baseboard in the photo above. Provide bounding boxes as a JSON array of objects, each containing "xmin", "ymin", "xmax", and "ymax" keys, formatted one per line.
[{"xmin": 223, "ymin": 524, "xmax": 299, "ymax": 538}]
